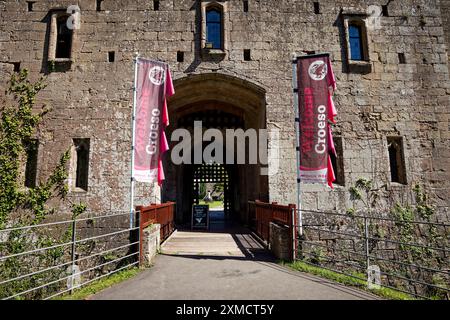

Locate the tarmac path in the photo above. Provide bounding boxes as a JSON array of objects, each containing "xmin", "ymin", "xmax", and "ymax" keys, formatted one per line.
[{"xmin": 92, "ymin": 223, "xmax": 378, "ymax": 300}]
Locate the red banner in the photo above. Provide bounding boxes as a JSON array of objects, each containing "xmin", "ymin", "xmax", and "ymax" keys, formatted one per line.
[
  {"xmin": 297, "ymin": 54, "xmax": 337, "ymax": 187},
  {"xmin": 133, "ymin": 58, "xmax": 174, "ymax": 185}
]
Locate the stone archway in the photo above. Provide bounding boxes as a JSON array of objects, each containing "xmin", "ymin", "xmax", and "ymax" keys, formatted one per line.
[{"xmin": 162, "ymin": 73, "xmax": 268, "ymax": 226}]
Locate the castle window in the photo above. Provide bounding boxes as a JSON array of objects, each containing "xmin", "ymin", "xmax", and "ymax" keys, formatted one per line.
[
  {"xmin": 314, "ymin": 2, "xmax": 321, "ymax": 14},
  {"xmin": 13, "ymin": 62, "xmax": 20, "ymax": 72},
  {"xmin": 243, "ymin": 0, "xmax": 249, "ymax": 12},
  {"xmin": 201, "ymin": 2, "xmax": 227, "ymax": 56},
  {"xmin": 153, "ymin": 0, "xmax": 160, "ymax": 11},
  {"xmin": 96, "ymin": 0, "xmax": 103, "ymax": 12},
  {"xmin": 243, "ymin": 49, "xmax": 251, "ymax": 61},
  {"xmin": 24, "ymin": 139, "xmax": 39, "ymax": 188},
  {"xmin": 349, "ymin": 24, "xmax": 363, "ymax": 61},
  {"xmin": 71, "ymin": 139, "xmax": 90, "ymax": 191},
  {"xmin": 387, "ymin": 137, "xmax": 407, "ymax": 184},
  {"xmin": 206, "ymin": 8, "xmax": 222, "ymax": 49},
  {"xmin": 382, "ymin": 5, "xmax": 389, "ymax": 16},
  {"xmin": 398, "ymin": 53, "xmax": 406, "ymax": 64},
  {"xmin": 108, "ymin": 51, "xmax": 115, "ymax": 62},
  {"xmin": 177, "ymin": 51, "xmax": 184, "ymax": 62},
  {"xmin": 330, "ymin": 137, "xmax": 345, "ymax": 186},
  {"xmin": 55, "ymin": 15, "xmax": 73, "ymax": 59},
  {"xmin": 27, "ymin": 1, "xmax": 35, "ymax": 12},
  {"xmin": 341, "ymin": 9, "xmax": 371, "ymax": 73}
]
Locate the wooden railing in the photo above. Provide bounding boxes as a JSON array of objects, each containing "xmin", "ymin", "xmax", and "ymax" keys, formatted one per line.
[
  {"xmin": 136, "ymin": 202, "xmax": 175, "ymax": 263},
  {"xmin": 249, "ymin": 200, "xmax": 297, "ymax": 260}
]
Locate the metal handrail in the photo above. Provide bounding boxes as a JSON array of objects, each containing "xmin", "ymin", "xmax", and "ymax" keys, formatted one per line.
[
  {"xmin": 0, "ymin": 241, "xmax": 139, "ymax": 286},
  {"xmin": 0, "ymin": 208, "xmax": 144, "ymax": 300},
  {"xmin": 301, "ymin": 240, "xmax": 450, "ymax": 276},
  {"xmin": 296, "ymin": 208, "xmax": 449, "ymax": 299},
  {"xmin": 0, "ymin": 211, "xmax": 137, "ymax": 233},
  {"xmin": 0, "ymin": 227, "xmax": 139, "ymax": 261},
  {"xmin": 3, "ymin": 252, "xmax": 139, "ymax": 300},
  {"xmin": 297, "ymin": 224, "xmax": 449, "ymax": 253},
  {"xmin": 298, "ymin": 209, "xmax": 450, "ymax": 227}
]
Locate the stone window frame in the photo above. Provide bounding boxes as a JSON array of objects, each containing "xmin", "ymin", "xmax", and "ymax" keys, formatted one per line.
[
  {"xmin": 47, "ymin": 9, "xmax": 76, "ymax": 63},
  {"xmin": 69, "ymin": 138, "xmax": 90, "ymax": 193},
  {"xmin": 386, "ymin": 136, "xmax": 408, "ymax": 186},
  {"xmin": 330, "ymin": 136, "xmax": 345, "ymax": 187},
  {"xmin": 201, "ymin": 1, "xmax": 228, "ymax": 57},
  {"xmin": 341, "ymin": 9, "xmax": 372, "ymax": 72},
  {"xmin": 24, "ymin": 138, "xmax": 39, "ymax": 189}
]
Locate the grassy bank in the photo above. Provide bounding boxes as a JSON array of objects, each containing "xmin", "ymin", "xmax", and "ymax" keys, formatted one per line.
[
  {"xmin": 198, "ymin": 200, "xmax": 224, "ymax": 209},
  {"xmin": 284, "ymin": 260, "xmax": 416, "ymax": 300},
  {"xmin": 55, "ymin": 267, "xmax": 141, "ymax": 300}
]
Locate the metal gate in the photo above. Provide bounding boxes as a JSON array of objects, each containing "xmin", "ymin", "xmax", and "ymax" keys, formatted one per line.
[{"xmin": 192, "ymin": 163, "xmax": 232, "ymax": 216}]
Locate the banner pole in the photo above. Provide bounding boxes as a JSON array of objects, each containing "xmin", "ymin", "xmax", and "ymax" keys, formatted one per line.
[
  {"xmin": 130, "ymin": 53, "xmax": 139, "ymax": 229},
  {"xmin": 292, "ymin": 53, "xmax": 303, "ymax": 237}
]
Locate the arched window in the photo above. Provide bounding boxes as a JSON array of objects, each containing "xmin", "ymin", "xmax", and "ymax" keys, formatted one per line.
[
  {"xmin": 206, "ymin": 7, "xmax": 222, "ymax": 49},
  {"xmin": 348, "ymin": 23, "xmax": 363, "ymax": 61}
]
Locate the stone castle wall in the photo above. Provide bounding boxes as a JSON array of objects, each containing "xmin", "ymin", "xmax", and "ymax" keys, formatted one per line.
[{"xmin": 0, "ymin": 0, "xmax": 449, "ymax": 221}]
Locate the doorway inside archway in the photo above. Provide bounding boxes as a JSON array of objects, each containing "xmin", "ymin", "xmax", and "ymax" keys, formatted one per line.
[
  {"xmin": 194, "ymin": 162, "xmax": 230, "ymax": 226},
  {"xmin": 162, "ymin": 73, "xmax": 269, "ymax": 230}
]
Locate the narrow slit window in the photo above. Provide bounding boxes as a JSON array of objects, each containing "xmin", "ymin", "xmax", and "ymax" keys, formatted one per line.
[
  {"xmin": 27, "ymin": 1, "xmax": 35, "ymax": 12},
  {"xmin": 206, "ymin": 7, "xmax": 222, "ymax": 49},
  {"xmin": 24, "ymin": 139, "xmax": 39, "ymax": 188},
  {"xmin": 177, "ymin": 51, "xmax": 184, "ymax": 62},
  {"xmin": 348, "ymin": 24, "xmax": 364, "ymax": 61},
  {"xmin": 243, "ymin": 49, "xmax": 251, "ymax": 61},
  {"xmin": 96, "ymin": 0, "xmax": 103, "ymax": 12},
  {"xmin": 330, "ymin": 137, "xmax": 345, "ymax": 186},
  {"xmin": 108, "ymin": 51, "xmax": 115, "ymax": 62},
  {"xmin": 243, "ymin": 1, "xmax": 249, "ymax": 12},
  {"xmin": 382, "ymin": 5, "xmax": 389, "ymax": 17},
  {"xmin": 55, "ymin": 15, "xmax": 73, "ymax": 59},
  {"xmin": 154, "ymin": 0, "xmax": 160, "ymax": 11},
  {"xmin": 13, "ymin": 62, "xmax": 20, "ymax": 72},
  {"xmin": 387, "ymin": 137, "xmax": 407, "ymax": 184},
  {"xmin": 73, "ymin": 139, "xmax": 90, "ymax": 191},
  {"xmin": 314, "ymin": 2, "xmax": 321, "ymax": 14},
  {"xmin": 398, "ymin": 53, "xmax": 406, "ymax": 64}
]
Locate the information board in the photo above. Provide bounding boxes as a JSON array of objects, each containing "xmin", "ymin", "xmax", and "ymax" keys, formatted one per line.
[{"xmin": 192, "ymin": 205, "xmax": 209, "ymax": 230}]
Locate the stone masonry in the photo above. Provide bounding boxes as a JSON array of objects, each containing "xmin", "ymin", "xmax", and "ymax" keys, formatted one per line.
[{"xmin": 0, "ymin": 0, "xmax": 449, "ymax": 223}]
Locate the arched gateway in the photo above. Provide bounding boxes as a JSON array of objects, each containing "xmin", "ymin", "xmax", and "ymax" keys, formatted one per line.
[{"xmin": 162, "ymin": 73, "xmax": 269, "ymax": 227}]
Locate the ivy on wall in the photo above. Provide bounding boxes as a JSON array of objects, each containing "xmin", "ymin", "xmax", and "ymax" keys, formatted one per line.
[{"xmin": 0, "ymin": 69, "xmax": 86, "ymax": 299}]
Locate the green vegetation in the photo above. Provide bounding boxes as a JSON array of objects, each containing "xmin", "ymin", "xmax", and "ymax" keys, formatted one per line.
[
  {"xmin": 315, "ymin": 178, "xmax": 448, "ymax": 300},
  {"xmin": 198, "ymin": 200, "xmax": 224, "ymax": 209},
  {"xmin": 0, "ymin": 69, "xmax": 86, "ymax": 299},
  {"xmin": 285, "ymin": 260, "xmax": 415, "ymax": 300},
  {"xmin": 55, "ymin": 267, "xmax": 141, "ymax": 300}
]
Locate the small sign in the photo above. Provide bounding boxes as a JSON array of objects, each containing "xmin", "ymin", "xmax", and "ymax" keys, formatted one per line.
[{"xmin": 192, "ymin": 205, "xmax": 209, "ymax": 230}]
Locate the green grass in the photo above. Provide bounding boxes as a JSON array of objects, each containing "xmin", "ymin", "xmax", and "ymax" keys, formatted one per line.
[
  {"xmin": 198, "ymin": 200, "xmax": 224, "ymax": 209},
  {"xmin": 284, "ymin": 260, "xmax": 416, "ymax": 300},
  {"xmin": 54, "ymin": 267, "xmax": 141, "ymax": 300}
]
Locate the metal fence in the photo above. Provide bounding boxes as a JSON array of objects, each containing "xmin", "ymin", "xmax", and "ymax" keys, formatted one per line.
[
  {"xmin": 0, "ymin": 210, "xmax": 140, "ymax": 300},
  {"xmin": 295, "ymin": 209, "xmax": 450, "ymax": 300}
]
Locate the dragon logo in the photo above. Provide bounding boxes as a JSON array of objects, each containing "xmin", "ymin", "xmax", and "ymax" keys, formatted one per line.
[
  {"xmin": 308, "ymin": 60, "xmax": 328, "ymax": 81},
  {"xmin": 149, "ymin": 66, "xmax": 165, "ymax": 86}
]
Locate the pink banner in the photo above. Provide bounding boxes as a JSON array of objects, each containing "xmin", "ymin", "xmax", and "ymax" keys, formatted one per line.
[
  {"xmin": 297, "ymin": 54, "xmax": 337, "ymax": 188},
  {"xmin": 133, "ymin": 58, "xmax": 174, "ymax": 185}
]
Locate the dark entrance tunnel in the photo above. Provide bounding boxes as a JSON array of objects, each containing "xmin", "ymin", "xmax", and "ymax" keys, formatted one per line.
[{"xmin": 162, "ymin": 73, "xmax": 269, "ymax": 228}]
